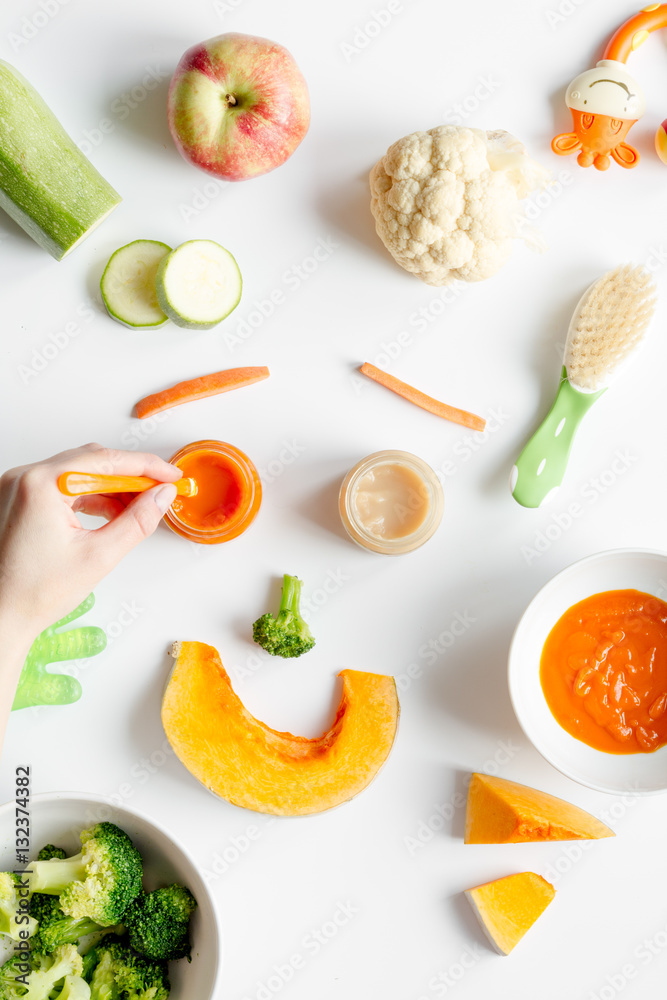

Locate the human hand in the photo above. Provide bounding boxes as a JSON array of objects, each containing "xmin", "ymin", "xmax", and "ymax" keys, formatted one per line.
[{"xmin": 0, "ymin": 443, "xmax": 180, "ymax": 643}]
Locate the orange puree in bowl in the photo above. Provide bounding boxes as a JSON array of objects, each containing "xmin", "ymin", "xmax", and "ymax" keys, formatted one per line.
[{"xmin": 540, "ymin": 590, "xmax": 667, "ymax": 754}]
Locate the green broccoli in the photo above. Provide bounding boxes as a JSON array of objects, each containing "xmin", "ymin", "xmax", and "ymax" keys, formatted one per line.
[
  {"xmin": 124, "ymin": 886, "xmax": 196, "ymax": 962},
  {"xmin": 0, "ymin": 955, "xmax": 25, "ymax": 1000},
  {"xmin": 0, "ymin": 943, "xmax": 83, "ymax": 1000},
  {"xmin": 29, "ymin": 845, "xmax": 105, "ymax": 958},
  {"xmin": 29, "ymin": 893, "xmax": 103, "ymax": 956},
  {"xmin": 0, "ymin": 873, "xmax": 37, "ymax": 943},
  {"xmin": 88, "ymin": 939, "xmax": 169, "ymax": 1000},
  {"xmin": 53, "ymin": 975, "xmax": 91, "ymax": 1000},
  {"xmin": 36, "ymin": 847, "xmax": 66, "ymax": 863},
  {"xmin": 28, "ymin": 824, "xmax": 142, "ymax": 927},
  {"xmin": 80, "ymin": 950, "xmax": 98, "ymax": 986},
  {"xmin": 252, "ymin": 574, "xmax": 315, "ymax": 658}
]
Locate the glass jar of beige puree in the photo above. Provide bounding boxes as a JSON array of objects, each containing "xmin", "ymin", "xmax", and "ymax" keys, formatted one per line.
[{"xmin": 339, "ymin": 450, "xmax": 444, "ymax": 554}]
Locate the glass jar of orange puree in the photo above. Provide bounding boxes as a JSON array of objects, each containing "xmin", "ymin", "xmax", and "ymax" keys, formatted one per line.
[{"xmin": 165, "ymin": 440, "xmax": 261, "ymax": 544}]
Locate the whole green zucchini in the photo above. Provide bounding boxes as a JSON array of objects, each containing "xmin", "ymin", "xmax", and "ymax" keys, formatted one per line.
[{"xmin": 0, "ymin": 61, "xmax": 121, "ymax": 260}]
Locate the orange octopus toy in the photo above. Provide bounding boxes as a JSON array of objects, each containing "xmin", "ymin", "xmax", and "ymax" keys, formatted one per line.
[{"xmin": 552, "ymin": 4, "xmax": 667, "ymax": 170}]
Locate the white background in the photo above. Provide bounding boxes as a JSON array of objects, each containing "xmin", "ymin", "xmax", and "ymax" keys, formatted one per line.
[{"xmin": 1, "ymin": 0, "xmax": 667, "ymax": 997}]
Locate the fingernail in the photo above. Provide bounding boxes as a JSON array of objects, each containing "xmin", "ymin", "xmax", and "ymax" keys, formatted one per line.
[{"xmin": 154, "ymin": 484, "xmax": 178, "ymax": 514}]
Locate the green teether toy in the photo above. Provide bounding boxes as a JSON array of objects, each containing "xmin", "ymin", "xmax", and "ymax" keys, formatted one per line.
[{"xmin": 12, "ymin": 594, "xmax": 106, "ymax": 711}]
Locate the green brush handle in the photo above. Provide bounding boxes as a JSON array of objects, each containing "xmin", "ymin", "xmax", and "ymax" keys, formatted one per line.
[{"xmin": 512, "ymin": 368, "xmax": 606, "ymax": 508}]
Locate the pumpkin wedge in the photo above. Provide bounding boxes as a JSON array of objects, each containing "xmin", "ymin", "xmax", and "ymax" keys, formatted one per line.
[
  {"xmin": 465, "ymin": 872, "xmax": 555, "ymax": 955},
  {"xmin": 161, "ymin": 641, "xmax": 400, "ymax": 816},
  {"xmin": 464, "ymin": 773, "xmax": 615, "ymax": 844}
]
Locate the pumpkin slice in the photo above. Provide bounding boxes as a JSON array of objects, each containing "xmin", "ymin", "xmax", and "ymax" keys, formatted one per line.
[
  {"xmin": 161, "ymin": 641, "xmax": 400, "ymax": 816},
  {"xmin": 465, "ymin": 872, "xmax": 555, "ymax": 955},
  {"xmin": 464, "ymin": 773, "xmax": 614, "ymax": 844}
]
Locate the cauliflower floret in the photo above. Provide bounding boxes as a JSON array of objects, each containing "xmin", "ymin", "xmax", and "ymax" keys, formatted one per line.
[{"xmin": 369, "ymin": 125, "xmax": 550, "ymax": 286}]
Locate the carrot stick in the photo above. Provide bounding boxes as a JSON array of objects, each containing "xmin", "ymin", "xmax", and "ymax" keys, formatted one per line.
[
  {"xmin": 135, "ymin": 366, "xmax": 270, "ymax": 419},
  {"xmin": 359, "ymin": 362, "xmax": 486, "ymax": 432}
]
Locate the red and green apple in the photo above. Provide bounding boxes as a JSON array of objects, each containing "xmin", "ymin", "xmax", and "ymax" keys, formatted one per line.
[{"xmin": 168, "ymin": 32, "xmax": 310, "ymax": 181}]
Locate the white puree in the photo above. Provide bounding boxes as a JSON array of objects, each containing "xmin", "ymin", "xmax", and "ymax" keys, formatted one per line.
[{"xmin": 352, "ymin": 462, "xmax": 430, "ymax": 540}]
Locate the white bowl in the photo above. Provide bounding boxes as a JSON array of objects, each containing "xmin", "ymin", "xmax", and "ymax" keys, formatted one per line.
[
  {"xmin": 0, "ymin": 792, "xmax": 222, "ymax": 998},
  {"xmin": 509, "ymin": 548, "xmax": 667, "ymax": 795}
]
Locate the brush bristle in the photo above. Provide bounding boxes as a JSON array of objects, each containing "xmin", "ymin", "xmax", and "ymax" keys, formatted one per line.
[{"xmin": 565, "ymin": 264, "xmax": 657, "ymax": 392}]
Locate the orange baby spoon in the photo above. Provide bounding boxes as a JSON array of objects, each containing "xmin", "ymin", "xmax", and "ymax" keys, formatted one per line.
[
  {"xmin": 552, "ymin": 4, "xmax": 667, "ymax": 170},
  {"xmin": 58, "ymin": 472, "xmax": 198, "ymax": 498}
]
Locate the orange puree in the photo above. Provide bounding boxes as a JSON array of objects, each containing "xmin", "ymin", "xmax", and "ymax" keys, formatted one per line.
[
  {"xmin": 540, "ymin": 590, "xmax": 667, "ymax": 754},
  {"xmin": 165, "ymin": 440, "xmax": 261, "ymax": 544},
  {"xmin": 173, "ymin": 451, "xmax": 245, "ymax": 530}
]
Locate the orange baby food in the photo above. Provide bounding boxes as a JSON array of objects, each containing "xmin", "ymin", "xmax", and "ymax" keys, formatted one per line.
[
  {"xmin": 174, "ymin": 452, "xmax": 243, "ymax": 528},
  {"xmin": 540, "ymin": 590, "xmax": 667, "ymax": 754},
  {"xmin": 338, "ymin": 451, "xmax": 444, "ymax": 555},
  {"xmin": 165, "ymin": 440, "xmax": 261, "ymax": 544}
]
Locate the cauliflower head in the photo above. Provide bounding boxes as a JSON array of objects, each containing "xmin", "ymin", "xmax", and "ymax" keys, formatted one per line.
[{"xmin": 369, "ymin": 126, "xmax": 550, "ymax": 286}]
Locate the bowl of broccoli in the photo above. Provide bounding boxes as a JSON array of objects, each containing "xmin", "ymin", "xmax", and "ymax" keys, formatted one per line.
[{"xmin": 0, "ymin": 792, "xmax": 221, "ymax": 1000}]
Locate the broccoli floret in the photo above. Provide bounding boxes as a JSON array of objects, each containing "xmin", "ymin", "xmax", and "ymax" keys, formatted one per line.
[
  {"xmin": 124, "ymin": 886, "xmax": 196, "ymax": 962},
  {"xmin": 52, "ymin": 975, "xmax": 91, "ymax": 1000},
  {"xmin": 0, "ymin": 944, "xmax": 83, "ymax": 1000},
  {"xmin": 0, "ymin": 954, "xmax": 26, "ymax": 1000},
  {"xmin": 36, "ymin": 848, "xmax": 66, "ymax": 863},
  {"xmin": 86, "ymin": 949, "xmax": 115, "ymax": 1000},
  {"xmin": 0, "ymin": 872, "xmax": 37, "ymax": 943},
  {"xmin": 79, "ymin": 951, "xmax": 98, "ymax": 987},
  {"xmin": 29, "ymin": 894, "xmax": 103, "ymax": 956},
  {"xmin": 89, "ymin": 939, "xmax": 169, "ymax": 1000},
  {"xmin": 28, "ymin": 824, "xmax": 142, "ymax": 927},
  {"xmin": 252, "ymin": 575, "xmax": 315, "ymax": 658}
]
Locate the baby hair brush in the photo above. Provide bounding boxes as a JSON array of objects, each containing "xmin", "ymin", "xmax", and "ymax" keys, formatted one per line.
[{"xmin": 511, "ymin": 264, "xmax": 656, "ymax": 508}]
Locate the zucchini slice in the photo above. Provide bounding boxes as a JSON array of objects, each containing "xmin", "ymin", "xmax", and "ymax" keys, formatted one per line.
[
  {"xmin": 155, "ymin": 240, "xmax": 242, "ymax": 330},
  {"xmin": 101, "ymin": 240, "xmax": 171, "ymax": 328}
]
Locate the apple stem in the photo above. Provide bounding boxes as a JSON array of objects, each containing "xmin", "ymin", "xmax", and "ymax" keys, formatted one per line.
[{"xmin": 225, "ymin": 93, "xmax": 237, "ymax": 107}]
